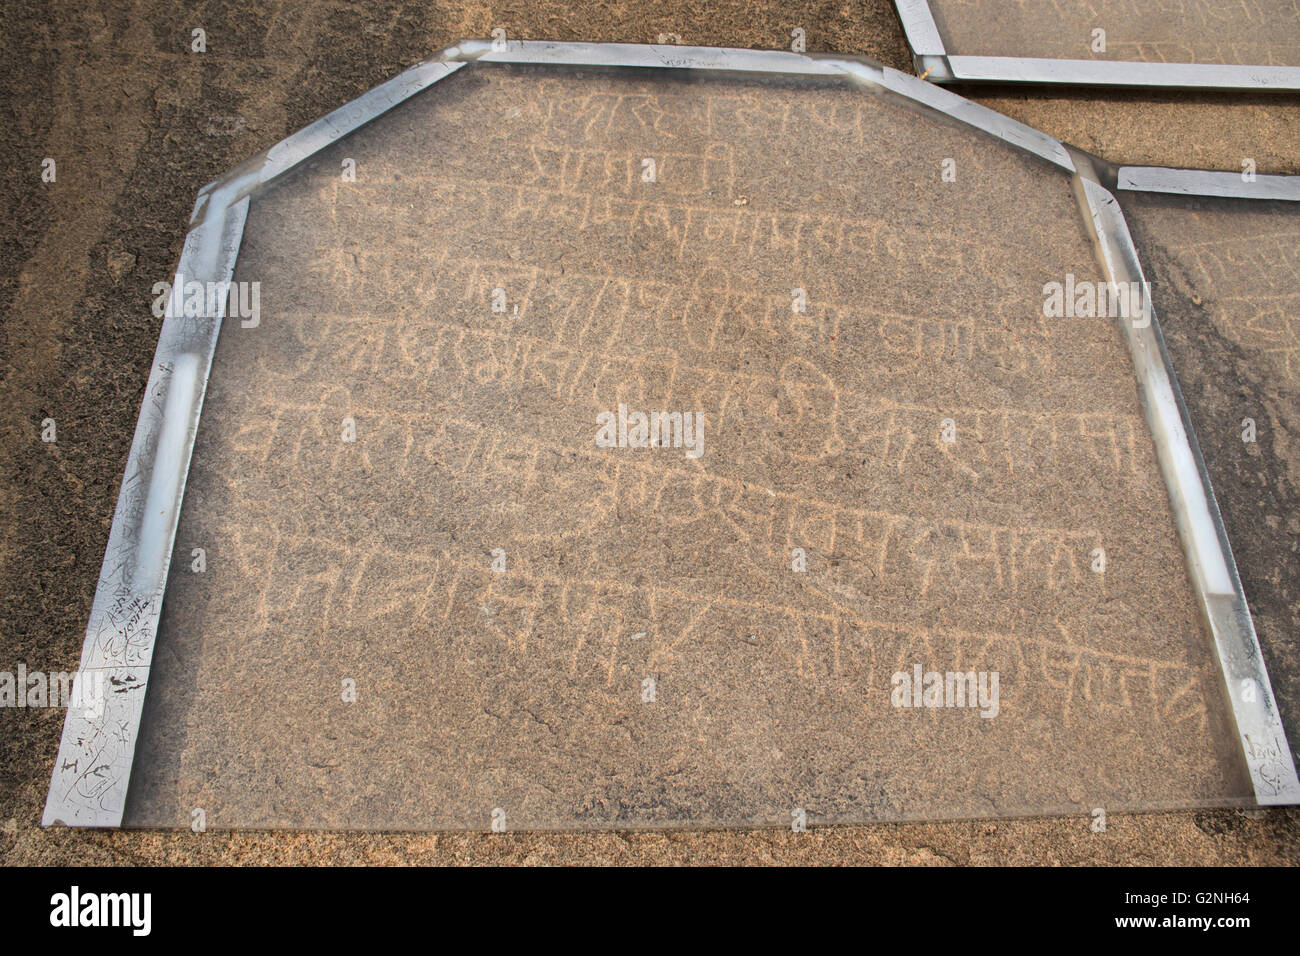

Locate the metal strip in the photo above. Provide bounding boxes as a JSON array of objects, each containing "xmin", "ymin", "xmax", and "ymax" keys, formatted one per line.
[
  {"xmin": 193, "ymin": 61, "xmax": 468, "ymax": 227},
  {"xmin": 1117, "ymin": 167, "xmax": 1300, "ymax": 202},
  {"xmin": 256, "ymin": 62, "xmax": 467, "ymax": 191},
  {"xmin": 465, "ymin": 39, "xmax": 848, "ymax": 74},
  {"xmin": 892, "ymin": 0, "xmax": 947, "ymax": 56},
  {"xmin": 43, "ymin": 192, "xmax": 249, "ymax": 827},
  {"xmin": 1070, "ymin": 159, "xmax": 1300, "ymax": 805},
  {"xmin": 946, "ymin": 55, "xmax": 1300, "ymax": 91},
  {"xmin": 870, "ymin": 64, "xmax": 1074, "ymax": 171}
]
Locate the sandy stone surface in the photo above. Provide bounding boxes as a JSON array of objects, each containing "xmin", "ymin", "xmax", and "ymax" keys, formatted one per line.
[{"xmin": 2, "ymin": 0, "xmax": 1298, "ymax": 864}]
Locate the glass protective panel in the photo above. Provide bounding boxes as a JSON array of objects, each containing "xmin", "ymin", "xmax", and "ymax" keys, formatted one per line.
[{"xmin": 122, "ymin": 63, "xmax": 1252, "ymax": 829}]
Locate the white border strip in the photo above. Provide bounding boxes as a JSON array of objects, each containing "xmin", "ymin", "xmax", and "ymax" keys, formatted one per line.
[
  {"xmin": 946, "ymin": 55, "xmax": 1300, "ymax": 91},
  {"xmin": 870, "ymin": 64, "xmax": 1074, "ymax": 171},
  {"xmin": 1117, "ymin": 166, "xmax": 1300, "ymax": 202}
]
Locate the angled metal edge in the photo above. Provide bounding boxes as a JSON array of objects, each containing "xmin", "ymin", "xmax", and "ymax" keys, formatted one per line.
[
  {"xmin": 191, "ymin": 61, "xmax": 470, "ymax": 227},
  {"xmin": 891, "ymin": 0, "xmax": 947, "ymax": 56},
  {"xmin": 944, "ymin": 56, "xmax": 1300, "ymax": 91},
  {"xmin": 464, "ymin": 38, "xmax": 848, "ymax": 73},
  {"xmin": 1069, "ymin": 154, "xmax": 1300, "ymax": 805},
  {"xmin": 43, "ymin": 190, "xmax": 249, "ymax": 827},
  {"xmin": 866, "ymin": 64, "xmax": 1074, "ymax": 171},
  {"xmin": 187, "ymin": 39, "xmax": 1080, "ymax": 223},
  {"xmin": 1117, "ymin": 166, "xmax": 1300, "ymax": 202}
]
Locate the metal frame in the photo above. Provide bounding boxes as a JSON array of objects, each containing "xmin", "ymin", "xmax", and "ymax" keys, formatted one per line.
[
  {"xmin": 1116, "ymin": 166, "xmax": 1300, "ymax": 202},
  {"xmin": 42, "ymin": 39, "xmax": 1299, "ymax": 828},
  {"xmin": 1073, "ymin": 153, "xmax": 1300, "ymax": 805},
  {"xmin": 894, "ymin": 0, "xmax": 1300, "ymax": 91}
]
